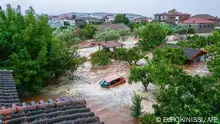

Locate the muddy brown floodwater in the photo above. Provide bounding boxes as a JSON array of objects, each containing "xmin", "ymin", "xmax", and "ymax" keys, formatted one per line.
[
  {"xmin": 22, "ymin": 60, "xmax": 157, "ymax": 124},
  {"xmin": 22, "ymin": 37, "xmax": 155, "ymax": 124}
]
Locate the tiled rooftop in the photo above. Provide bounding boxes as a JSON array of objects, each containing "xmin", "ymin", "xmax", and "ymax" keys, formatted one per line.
[
  {"xmin": 98, "ymin": 41, "xmax": 124, "ymax": 48},
  {"xmin": 0, "ymin": 70, "xmax": 20, "ymax": 108},
  {"xmin": 0, "ymin": 97, "xmax": 104, "ymax": 124},
  {"xmin": 0, "ymin": 70, "xmax": 104, "ymax": 124},
  {"xmin": 183, "ymin": 18, "xmax": 215, "ymax": 24}
]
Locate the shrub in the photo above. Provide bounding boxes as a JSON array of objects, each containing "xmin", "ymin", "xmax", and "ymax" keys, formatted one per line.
[
  {"xmin": 141, "ymin": 114, "xmax": 158, "ymax": 124},
  {"xmin": 91, "ymin": 50, "xmax": 110, "ymax": 66},
  {"xmin": 111, "ymin": 48, "xmax": 128, "ymax": 60},
  {"xmin": 94, "ymin": 30, "xmax": 120, "ymax": 41},
  {"xmin": 131, "ymin": 92, "xmax": 142, "ymax": 118}
]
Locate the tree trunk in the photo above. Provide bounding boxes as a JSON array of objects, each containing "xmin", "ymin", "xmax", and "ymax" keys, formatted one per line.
[{"xmin": 142, "ymin": 82, "xmax": 149, "ymax": 91}]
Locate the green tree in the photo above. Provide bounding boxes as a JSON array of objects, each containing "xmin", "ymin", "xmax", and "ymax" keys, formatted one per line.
[
  {"xmin": 160, "ymin": 23, "xmax": 176, "ymax": 35},
  {"xmin": 80, "ymin": 24, "xmax": 97, "ymax": 39},
  {"xmin": 94, "ymin": 30, "xmax": 120, "ymax": 41},
  {"xmin": 138, "ymin": 23, "xmax": 167, "ymax": 51},
  {"xmin": 128, "ymin": 65, "xmax": 151, "ymax": 91},
  {"xmin": 168, "ymin": 9, "xmax": 177, "ymax": 13},
  {"xmin": 114, "ymin": 14, "xmax": 130, "ymax": 25},
  {"xmin": 53, "ymin": 27, "xmax": 82, "ymax": 46},
  {"xmin": 91, "ymin": 50, "xmax": 110, "ymax": 66},
  {"xmin": 0, "ymin": 5, "xmax": 79, "ymax": 94},
  {"xmin": 111, "ymin": 47, "xmax": 144, "ymax": 65},
  {"xmin": 127, "ymin": 47, "xmax": 145, "ymax": 65},
  {"xmin": 131, "ymin": 92, "xmax": 142, "ymax": 118},
  {"xmin": 152, "ymin": 47, "xmax": 187, "ymax": 65},
  {"xmin": 141, "ymin": 114, "xmax": 158, "ymax": 124},
  {"xmin": 111, "ymin": 48, "xmax": 128, "ymax": 60}
]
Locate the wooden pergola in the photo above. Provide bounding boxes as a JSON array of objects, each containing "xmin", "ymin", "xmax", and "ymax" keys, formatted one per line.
[{"xmin": 98, "ymin": 41, "xmax": 125, "ymax": 50}]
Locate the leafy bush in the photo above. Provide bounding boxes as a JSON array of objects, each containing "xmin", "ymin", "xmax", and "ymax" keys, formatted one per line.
[
  {"xmin": 131, "ymin": 92, "xmax": 142, "ymax": 118},
  {"xmin": 117, "ymin": 29, "xmax": 131, "ymax": 36},
  {"xmin": 153, "ymin": 47, "xmax": 187, "ymax": 65},
  {"xmin": 111, "ymin": 48, "xmax": 128, "ymax": 60},
  {"xmin": 138, "ymin": 22, "xmax": 167, "ymax": 51},
  {"xmin": 176, "ymin": 26, "xmax": 195, "ymax": 34},
  {"xmin": 0, "ymin": 5, "xmax": 80, "ymax": 94},
  {"xmin": 53, "ymin": 27, "xmax": 82, "ymax": 46},
  {"xmin": 160, "ymin": 23, "xmax": 176, "ymax": 35},
  {"xmin": 111, "ymin": 47, "xmax": 144, "ymax": 65},
  {"xmin": 114, "ymin": 14, "xmax": 130, "ymax": 25},
  {"xmin": 141, "ymin": 114, "xmax": 157, "ymax": 124},
  {"xmin": 80, "ymin": 24, "xmax": 97, "ymax": 39},
  {"xmin": 94, "ymin": 30, "xmax": 120, "ymax": 41},
  {"xmin": 91, "ymin": 50, "xmax": 110, "ymax": 66}
]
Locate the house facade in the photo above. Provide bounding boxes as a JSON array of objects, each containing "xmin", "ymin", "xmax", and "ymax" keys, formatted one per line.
[
  {"xmin": 154, "ymin": 10, "xmax": 190, "ymax": 25},
  {"xmin": 131, "ymin": 17, "xmax": 153, "ymax": 23},
  {"xmin": 180, "ymin": 18, "xmax": 215, "ymax": 33}
]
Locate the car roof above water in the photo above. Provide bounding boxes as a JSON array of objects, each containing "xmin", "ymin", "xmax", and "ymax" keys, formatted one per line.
[{"xmin": 104, "ymin": 75, "xmax": 122, "ymax": 82}]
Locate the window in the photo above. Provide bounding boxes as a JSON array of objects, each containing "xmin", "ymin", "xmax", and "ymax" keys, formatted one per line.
[
  {"xmin": 208, "ymin": 25, "xmax": 210, "ymax": 28},
  {"xmin": 204, "ymin": 25, "xmax": 206, "ymax": 28},
  {"xmin": 110, "ymin": 78, "xmax": 120, "ymax": 85},
  {"xmin": 211, "ymin": 25, "xmax": 214, "ymax": 28},
  {"xmin": 189, "ymin": 25, "xmax": 191, "ymax": 27},
  {"xmin": 199, "ymin": 25, "xmax": 202, "ymax": 29}
]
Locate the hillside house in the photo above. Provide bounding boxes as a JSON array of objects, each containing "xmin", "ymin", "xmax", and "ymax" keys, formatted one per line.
[
  {"xmin": 154, "ymin": 10, "xmax": 190, "ymax": 25},
  {"xmin": 179, "ymin": 18, "xmax": 215, "ymax": 33},
  {"xmin": 131, "ymin": 17, "xmax": 153, "ymax": 23}
]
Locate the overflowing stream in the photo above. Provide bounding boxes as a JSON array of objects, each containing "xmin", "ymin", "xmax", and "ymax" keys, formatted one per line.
[
  {"xmin": 22, "ymin": 36, "xmax": 211, "ymax": 123},
  {"xmin": 23, "ymin": 61, "xmax": 157, "ymax": 124}
]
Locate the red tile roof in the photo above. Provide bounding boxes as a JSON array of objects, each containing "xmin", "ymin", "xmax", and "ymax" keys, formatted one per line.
[
  {"xmin": 191, "ymin": 14, "xmax": 216, "ymax": 20},
  {"xmin": 0, "ymin": 97, "xmax": 104, "ymax": 124},
  {"xmin": 155, "ymin": 12, "xmax": 190, "ymax": 16},
  {"xmin": 98, "ymin": 41, "xmax": 124, "ymax": 48},
  {"xmin": 182, "ymin": 18, "xmax": 215, "ymax": 24}
]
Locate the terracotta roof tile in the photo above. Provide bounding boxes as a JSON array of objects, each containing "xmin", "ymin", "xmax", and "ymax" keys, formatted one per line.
[
  {"xmin": 182, "ymin": 18, "xmax": 215, "ymax": 24},
  {"xmin": 0, "ymin": 70, "xmax": 20, "ymax": 107},
  {"xmin": 191, "ymin": 14, "xmax": 216, "ymax": 20},
  {"xmin": 0, "ymin": 97, "xmax": 104, "ymax": 124},
  {"xmin": 0, "ymin": 70, "xmax": 104, "ymax": 124}
]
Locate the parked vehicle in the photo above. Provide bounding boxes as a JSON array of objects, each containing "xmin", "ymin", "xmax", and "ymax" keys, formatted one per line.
[{"xmin": 100, "ymin": 75, "xmax": 126, "ymax": 88}]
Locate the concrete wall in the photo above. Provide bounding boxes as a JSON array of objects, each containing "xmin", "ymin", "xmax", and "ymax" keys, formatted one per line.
[{"xmin": 180, "ymin": 23, "xmax": 215, "ymax": 33}]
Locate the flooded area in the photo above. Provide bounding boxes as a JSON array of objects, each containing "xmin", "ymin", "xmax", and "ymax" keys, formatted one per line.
[
  {"xmin": 22, "ymin": 38, "xmax": 211, "ymax": 124},
  {"xmin": 77, "ymin": 37, "xmax": 139, "ymax": 58},
  {"xmin": 184, "ymin": 62, "xmax": 211, "ymax": 76},
  {"xmin": 23, "ymin": 60, "xmax": 156, "ymax": 124}
]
